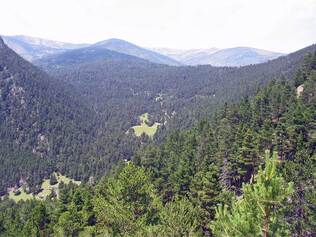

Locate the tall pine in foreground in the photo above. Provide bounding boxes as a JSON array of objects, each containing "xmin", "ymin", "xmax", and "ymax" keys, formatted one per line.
[
  {"xmin": 93, "ymin": 163, "xmax": 161, "ymax": 236},
  {"xmin": 211, "ymin": 151, "xmax": 293, "ymax": 237}
]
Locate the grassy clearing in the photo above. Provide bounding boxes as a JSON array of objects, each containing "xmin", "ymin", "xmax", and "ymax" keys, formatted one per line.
[
  {"xmin": 8, "ymin": 189, "xmax": 34, "ymax": 202},
  {"xmin": 132, "ymin": 113, "xmax": 160, "ymax": 138},
  {"xmin": 36, "ymin": 172, "xmax": 81, "ymax": 200},
  {"xmin": 7, "ymin": 172, "xmax": 81, "ymax": 202},
  {"xmin": 78, "ymin": 227, "xmax": 96, "ymax": 237}
]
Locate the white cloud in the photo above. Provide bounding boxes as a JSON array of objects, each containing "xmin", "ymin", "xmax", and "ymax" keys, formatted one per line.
[{"xmin": 0, "ymin": 0, "xmax": 315, "ymax": 52}]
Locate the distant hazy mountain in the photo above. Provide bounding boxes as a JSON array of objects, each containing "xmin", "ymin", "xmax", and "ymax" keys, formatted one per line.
[
  {"xmin": 2, "ymin": 35, "xmax": 181, "ymax": 66},
  {"xmin": 151, "ymin": 48, "xmax": 219, "ymax": 63},
  {"xmin": 202, "ymin": 47, "xmax": 284, "ymax": 66},
  {"xmin": 153, "ymin": 47, "xmax": 284, "ymax": 66},
  {"xmin": 94, "ymin": 38, "xmax": 181, "ymax": 66},
  {"xmin": 2, "ymin": 35, "xmax": 87, "ymax": 61},
  {"xmin": 35, "ymin": 45, "xmax": 149, "ymax": 69}
]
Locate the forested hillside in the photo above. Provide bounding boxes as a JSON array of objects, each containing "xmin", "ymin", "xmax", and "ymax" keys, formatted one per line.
[
  {"xmin": 0, "ymin": 37, "xmax": 123, "ymax": 194},
  {"xmin": 0, "ymin": 51, "xmax": 314, "ymax": 236},
  {"xmin": 1, "ymin": 35, "xmax": 315, "ymax": 199},
  {"xmin": 38, "ymin": 44, "xmax": 316, "ymax": 135}
]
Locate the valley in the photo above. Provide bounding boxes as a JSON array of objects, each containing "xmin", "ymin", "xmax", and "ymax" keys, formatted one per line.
[
  {"xmin": 1, "ymin": 0, "xmax": 316, "ymax": 235},
  {"xmin": 0, "ymin": 28, "xmax": 315, "ymax": 237},
  {"xmin": 1, "ymin": 34, "xmax": 315, "ymax": 196}
]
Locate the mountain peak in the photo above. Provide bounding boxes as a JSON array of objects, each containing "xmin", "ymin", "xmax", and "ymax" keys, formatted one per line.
[
  {"xmin": 93, "ymin": 38, "xmax": 181, "ymax": 66},
  {"xmin": 95, "ymin": 38, "xmax": 132, "ymax": 47}
]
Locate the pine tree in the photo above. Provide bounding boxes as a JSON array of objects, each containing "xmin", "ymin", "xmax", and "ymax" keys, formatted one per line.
[
  {"xmin": 216, "ymin": 116, "xmax": 235, "ymax": 190},
  {"xmin": 158, "ymin": 197, "xmax": 203, "ymax": 237},
  {"xmin": 93, "ymin": 162, "xmax": 161, "ymax": 236},
  {"xmin": 190, "ymin": 162, "xmax": 221, "ymax": 219},
  {"xmin": 237, "ymin": 128, "xmax": 261, "ymax": 185},
  {"xmin": 49, "ymin": 173, "xmax": 58, "ymax": 186},
  {"xmin": 211, "ymin": 151, "xmax": 293, "ymax": 237}
]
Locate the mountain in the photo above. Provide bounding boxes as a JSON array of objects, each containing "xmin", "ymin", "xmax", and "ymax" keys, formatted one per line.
[
  {"xmin": 151, "ymin": 47, "xmax": 219, "ymax": 63},
  {"xmin": 35, "ymin": 45, "xmax": 150, "ymax": 69},
  {"xmin": 0, "ymin": 36, "xmax": 99, "ymax": 194},
  {"xmin": 2, "ymin": 35, "xmax": 181, "ymax": 66},
  {"xmin": 153, "ymin": 47, "xmax": 284, "ymax": 66},
  {"xmin": 1, "ymin": 35, "xmax": 284, "ymax": 67},
  {"xmin": 2, "ymin": 35, "xmax": 87, "ymax": 61},
  {"xmin": 94, "ymin": 38, "xmax": 182, "ymax": 66},
  {"xmin": 3, "ymin": 34, "xmax": 316, "ymax": 195},
  {"xmin": 38, "ymin": 42, "xmax": 316, "ymax": 135},
  {"xmin": 201, "ymin": 47, "xmax": 284, "ymax": 66},
  {"xmin": 1, "ymin": 51, "xmax": 315, "ymax": 236}
]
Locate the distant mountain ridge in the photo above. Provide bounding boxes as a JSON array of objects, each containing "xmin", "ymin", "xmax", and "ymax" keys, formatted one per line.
[
  {"xmin": 94, "ymin": 38, "xmax": 181, "ymax": 66},
  {"xmin": 2, "ymin": 35, "xmax": 285, "ymax": 67},
  {"xmin": 203, "ymin": 47, "xmax": 284, "ymax": 66},
  {"xmin": 2, "ymin": 35, "xmax": 181, "ymax": 66},
  {"xmin": 2, "ymin": 35, "xmax": 87, "ymax": 61},
  {"xmin": 151, "ymin": 47, "xmax": 220, "ymax": 62},
  {"xmin": 153, "ymin": 47, "xmax": 285, "ymax": 66},
  {"xmin": 35, "ymin": 45, "xmax": 150, "ymax": 69}
]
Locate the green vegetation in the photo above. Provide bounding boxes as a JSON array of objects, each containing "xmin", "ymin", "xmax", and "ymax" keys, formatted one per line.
[
  {"xmin": 8, "ymin": 189, "xmax": 34, "ymax": 202},
  {"xmin": 0, "ymin": 39, "xmax": 316, "ymax": 236},
  {"xmin": 1, "ymin": 34, "xmax": 316, "ymax": 197},
  {"xmin": 211, "ymin": 151, "xmax": 294, "ymax": 236},
  {"xmin": 132, "ymin": 113, "xmax": 160, "ymax": 137},
  {"xmin": 36, "ymin": 173, "xmax": 81, "ymax": 200},
  {"xmin": 7, "ymin": 173, "xmax": 81, "ymax": 202}
]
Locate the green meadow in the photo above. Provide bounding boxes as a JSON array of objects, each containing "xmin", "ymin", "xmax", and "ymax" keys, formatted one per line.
[
  {"xmin": 8, "ymin": 172, "xmax": 81, "ymax": 202},
  {"xmin": 132, "ymin": 113, "xmax": 160, "ymax": 138}
]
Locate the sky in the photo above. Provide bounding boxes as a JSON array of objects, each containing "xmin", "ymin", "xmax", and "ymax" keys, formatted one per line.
[{"xmin": 0, "ymin": 0, "xmax": 315, "ymax": 53}]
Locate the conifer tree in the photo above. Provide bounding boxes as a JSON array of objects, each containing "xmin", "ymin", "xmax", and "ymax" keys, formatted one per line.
[
  {"xmin": 93, "ymin": 162, "xmax": 161, "ymax": 236},
  {"xmin": 237, "ymin": 128, "xmax": 260, "ymax": 184},
  {"xmin": 190, "ymin": 162, "xmax": 221, "ymax": 219},
  {"xmin": 211, "ymin": 151, "xmax": 293, "ymax": 237},
  {"xmin": 158, "ymin": 197, "xmax": 203, "ymax": 237}
]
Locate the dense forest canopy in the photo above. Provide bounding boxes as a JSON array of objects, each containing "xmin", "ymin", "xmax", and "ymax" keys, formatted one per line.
[
  {"xmin": 0, "ymin": 49, "xmax": 315, "ymax": 236},
  {"xmin": 0, "ymin": 35, "xmax": 316, "ymax": 197},
  {"xmin": 0, "ymin": 37, "xmax": 143, "ymax": 194}
]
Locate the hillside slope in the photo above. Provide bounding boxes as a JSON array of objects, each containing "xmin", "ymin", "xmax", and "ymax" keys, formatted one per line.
[
  {"xmin": 1, "ymin": 51, "xmax": 314, "ymax": 237},
  {"xmin": 38, "ymin": 43, "xmax": 316, "ymax": 132},
  {"xmin": 0, "ymin": 37, "xmax": 99, "ymax": 194},
  {"xmin": 94, "ymin": 38, "xmax": 181, "ymax": 66},
  {"xmin": 35, "ymin": 45, "xmax": 150, "ymax": 69}
]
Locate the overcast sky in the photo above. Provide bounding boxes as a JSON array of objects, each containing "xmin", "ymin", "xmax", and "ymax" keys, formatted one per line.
[{"xmin": 1, "ymin": 0, "xmax": 315, "ymax": 53}]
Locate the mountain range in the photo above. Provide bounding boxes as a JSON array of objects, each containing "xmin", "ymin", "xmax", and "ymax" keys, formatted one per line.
[
  {"xmin": 1, "ymin": 33, "xmax": 315, "ymax": 195},
  {"xmin": 3, "ymin": 35, "xmax": 284, "ymax": 66},
  {"xmin": 152, "ymin": 47, "xmax": 284, "ymax": 66},
  {"xmin": 1, "ymin": 29, "xmax": 315, "ymax": 235}
]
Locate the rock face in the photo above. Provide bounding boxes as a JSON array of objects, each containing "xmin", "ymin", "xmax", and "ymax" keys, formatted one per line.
[{"xmin": 297, "ymin": 84, "xmax": 304, "ymax": 98}]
